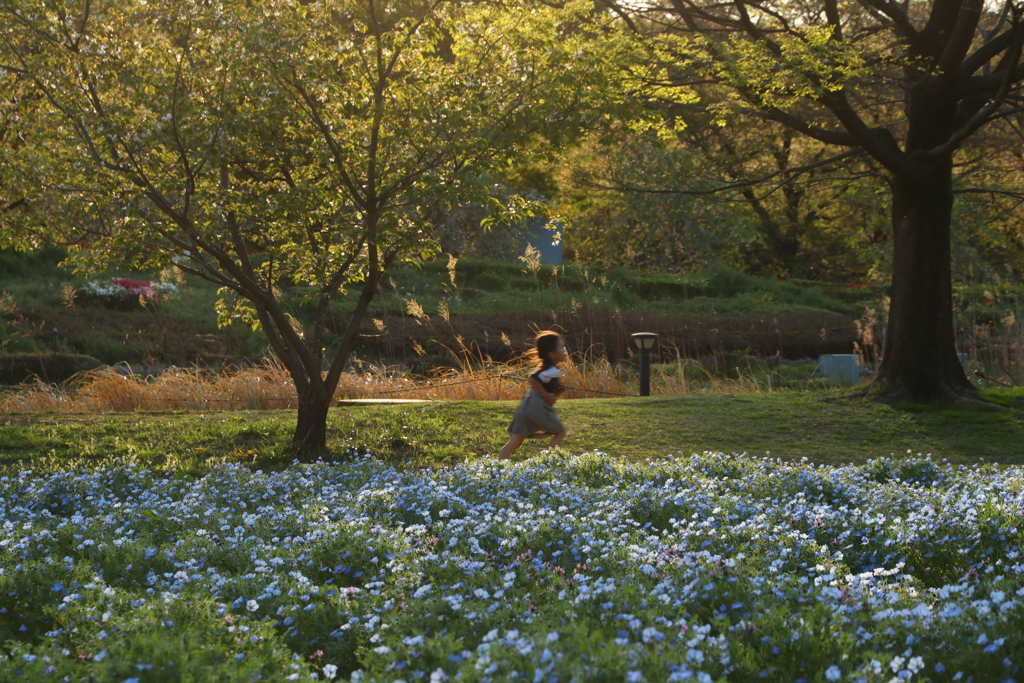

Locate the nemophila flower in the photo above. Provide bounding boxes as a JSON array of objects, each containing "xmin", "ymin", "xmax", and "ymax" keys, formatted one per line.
[
  {"xmin": 825, "ymin": 664, "xmax": 841, "ymax": 681},
  {"xmin": 322, "ymin": 663, "xmax": 338, "ymax": 680},
  {"xmin": 2, "ymin": 453, "xmax": 1023, "ymax": 680},
  {"xmin": 642, "ymin": 627, "xmax": 664, "ymax": 643}
]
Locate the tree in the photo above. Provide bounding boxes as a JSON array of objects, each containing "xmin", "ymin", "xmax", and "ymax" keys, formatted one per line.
[
  {"xmin": 607, "ymin": 0, "xmax": 1024, "ymax": 403},
  {"xmin": 557, "ymin": 122, "xmax": 894, "ymax": 279},
  {"xmin": 556, "ymin": 131, "xmax": 761, "ymax": 271},
  {"xmin": 662, "ymin": 111, "xmax": 893, "ymax": 279},
  {"xmin": 0, "ymin": 0, "xmax": 607, "ymax": 448}
]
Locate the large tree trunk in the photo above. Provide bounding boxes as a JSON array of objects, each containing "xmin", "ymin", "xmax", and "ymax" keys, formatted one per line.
[
  {"xmin": 873, "ymin": 85, "xmax": 978, "ymax": 403},
  {"xmin": 874, "ymin": 161, "xmax": 976, "ymax": 403}
]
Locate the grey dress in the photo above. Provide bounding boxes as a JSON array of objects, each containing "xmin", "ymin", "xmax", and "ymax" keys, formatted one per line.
[{"xmin": 508, "ymin": 366, "xmax": 565, "ymax": 437}]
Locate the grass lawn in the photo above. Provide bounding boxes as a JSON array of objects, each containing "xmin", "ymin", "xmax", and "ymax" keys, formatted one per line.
[{"xmin": 3, "ymin": 388, "xmax": 1023, "ymax": 476}]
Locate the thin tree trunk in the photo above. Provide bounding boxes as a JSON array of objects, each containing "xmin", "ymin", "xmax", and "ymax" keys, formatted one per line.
[
  {"xmin": 288, "ymin": 250, "xmax": 389, "ymax": 451},
  {"xmin": 293, "ymin": 381, "xmax": 331, "ymax": 451},
  {"xmin": 874, "ymin": 164, "xmax": 976, "ymax": 402}
]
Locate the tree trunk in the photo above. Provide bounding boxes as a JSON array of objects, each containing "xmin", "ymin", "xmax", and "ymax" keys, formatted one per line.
[
  {"xmin": 874, "ymin": 164, "xmax": 976, "ymax": 402},
  {"xmin": 286, "ymin": 259, "xmax": 387, "ymax": 452},
  {"xmin": 293, "ymin": 382, "xmax": 331, "ymax": 451}
]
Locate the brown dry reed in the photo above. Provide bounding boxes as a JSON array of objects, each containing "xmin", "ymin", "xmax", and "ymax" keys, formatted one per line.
[{"xmin": 0, "ymin": 355, "xmax": 800, "ymax": 414}]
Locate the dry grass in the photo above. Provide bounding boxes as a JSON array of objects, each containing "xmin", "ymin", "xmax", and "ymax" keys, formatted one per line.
[
  {"xmin": 0, "ymin": 364, "xmax": 297, "ymax": 413},
  {"xmin": 0, "ymin": 355, "xmax": 802, "ymax": 414},
  {"xmin": 348, "ymin": 359, "xmax": 636, "ymax": 401}
]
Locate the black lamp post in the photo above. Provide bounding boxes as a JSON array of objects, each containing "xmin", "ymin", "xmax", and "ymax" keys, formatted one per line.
[{"xmin": 631, "ymin": 332, "xmax": 659, "ymax": 396}]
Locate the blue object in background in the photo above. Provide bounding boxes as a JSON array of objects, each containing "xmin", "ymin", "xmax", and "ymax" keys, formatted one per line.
[
  {"xmin": 522, "ymin": 219, "xmax": 563, "ymax": 266},
  {"xmin": 817, "ymin": 354, "xmax": 861, "ymax": 384}
]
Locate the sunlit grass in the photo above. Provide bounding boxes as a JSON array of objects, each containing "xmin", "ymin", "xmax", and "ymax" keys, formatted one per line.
[{"xmin": 3, "ymin": 389, "xmax": 1023, "ymax": 478}]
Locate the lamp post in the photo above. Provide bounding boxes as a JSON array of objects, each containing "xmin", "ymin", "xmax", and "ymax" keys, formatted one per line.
[{"xmin": 631, "ymin": 332, "xmax": 659, "ymax": 397}]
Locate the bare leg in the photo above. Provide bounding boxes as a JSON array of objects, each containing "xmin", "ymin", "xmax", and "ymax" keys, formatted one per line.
[
  {"xmin": 548, "ymin": 430, "xmax": 566, "ymax": 448},
  {"xmin": 498, "ymin": 434, "xmax": 528, "ymax": 460}
]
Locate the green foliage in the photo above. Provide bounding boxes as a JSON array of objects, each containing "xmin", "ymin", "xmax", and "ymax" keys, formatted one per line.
[
  {"xmin": 701, "ymin": 26, "xmax": 869, "ymax": 110},
  {"xmin": 557, "ymin": 134, "xmax": 759, "ymax": 272},
  {"xmin": 1, "ymin": 596, "xmax": 297, "ymax": 681},
  {"xmin": 0, "ymin": 246, "xmax": 66, "ymax": 278}
]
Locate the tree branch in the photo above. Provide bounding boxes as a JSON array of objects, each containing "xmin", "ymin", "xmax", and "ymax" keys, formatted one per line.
[
  {"xmin": 733, "ymin": 0, "xmax": 783, "ymax": 57},
  {"xmin": 960, "ymin": 14, "xmax": 1024, "ymax": 75},
  {"xmin": 819, "ymin": 91, "xmax": 913, "ymax": 174},
  {"xmin": 854, "ymin": 0, "xmax": 921, "ymax": 45},
  {"xmin": 595, "ymin": 0, "xmax": 641, "ymax": 34},
  {"xmin": 937, "ymin": 0, "xmax": 983, "ymax": 74},
  {"xmin": 644, "ymin": 98, "xmax": 861, "ymax": 146},
  {"xmin": 823, "ymin": 0, "xmax": 843, "ymax": 40},
  {"xmin": 580, "ymin": 147, "xmax": 865, "ymax": 197}
]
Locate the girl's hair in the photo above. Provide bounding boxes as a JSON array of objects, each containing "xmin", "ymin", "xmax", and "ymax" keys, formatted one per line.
[{"xmin": 523, "ymin": 330, "xmax": 563, "ymax": 370}]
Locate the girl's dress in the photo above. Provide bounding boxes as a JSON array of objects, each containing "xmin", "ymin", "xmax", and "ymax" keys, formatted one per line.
[{"xmin": 508, "ymin": 366, "xmax": 565, "ymax": 437}]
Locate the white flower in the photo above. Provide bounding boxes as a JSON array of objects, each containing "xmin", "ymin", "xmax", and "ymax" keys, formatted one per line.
[
  {"xmin": 323, "ymin": 664, "xmax": 338, "ymax": 680},
  {"xmin": 246, "ymin": 599, "xmax": 259, "ymax": 612}
]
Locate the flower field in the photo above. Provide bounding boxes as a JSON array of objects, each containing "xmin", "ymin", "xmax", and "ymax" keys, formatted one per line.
[
  {"xmin": 1, "ymin": 451, "xmax": 1022, "ymax": 682},
  {"xmin": 79, "ymin": 279, "xmax": 178, "ymax": 309}
]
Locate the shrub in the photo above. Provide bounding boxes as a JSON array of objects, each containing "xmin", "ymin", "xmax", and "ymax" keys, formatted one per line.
[
  {"xmin": 0, "ymin": 353, "xmax": 104, "ymax": 385},
  {"xmin": 510, "ymin": 276, "xmax": 535, "ymax": 291},
  {"xmin": 474, "ymin": 271, "xmax": 507, "ymax": 291},
  {"xmin": 688, "ymin": 264, "xmax": 764, "ymax": 298}
]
